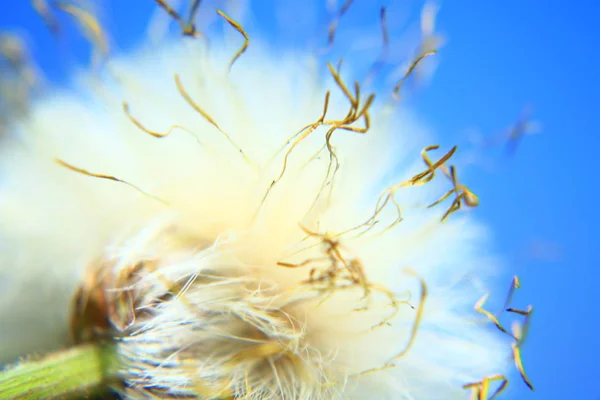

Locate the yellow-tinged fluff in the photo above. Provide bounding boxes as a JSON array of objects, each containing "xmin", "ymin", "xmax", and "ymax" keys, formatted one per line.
[{"xmin": 0, "ymin": 6, "xmax": 512, "ymax": 400}]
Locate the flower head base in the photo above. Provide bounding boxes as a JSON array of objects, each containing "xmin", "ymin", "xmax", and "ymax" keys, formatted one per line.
[{"xmin": 0, "ymin": 1, "xmax": 533, "ymax": 399}]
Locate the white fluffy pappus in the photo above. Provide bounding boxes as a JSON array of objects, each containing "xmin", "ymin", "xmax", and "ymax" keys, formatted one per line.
[{"xmin": 0, "ymin": 10, "xmax": 512, "ymax": 400}]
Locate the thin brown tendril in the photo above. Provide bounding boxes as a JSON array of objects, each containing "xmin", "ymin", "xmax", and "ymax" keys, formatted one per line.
[
  {"xmin": 174, "ymin": 73, "xmax": 251, "ymax": 163},
  {"xmin": 31, "ymin": 0, "xmax": 61, "ymax": 36},
  {"xmin": 122, "ymin": 101, "xmax": 201, "ymax": 144},
  {"xmin": 216, "ymin": 9, "xmax": 249, "ymax": 72},
  {"xmin": 324, "ymin": 0, "xmax": 353, "ymax": 52},
  {"xmin": 153, "ymin": 0, "xmax": 204, "ymax": 38},
  {"xmin": 392, "ymin": 49, "xmax": 437, "ymax": 100},
  {"xmin": 358, "ymin": 268, "xmax": 426, "ymax": 376},
  {"xmin": 511, "ymin": 342, "xmax": 534, "ymax": 390},
  {"xmin": 505, "ymin": 105, "xmax": 535, "ymax": 156},
  {"xmin": 55, "ymin": 159, "xmax": 168, "ymax": 205},
  {"xmin": 365, "ymin": 6, "xmax": 389, "ymax": 86},
  {"xmin": 463, "ymin": 374, "xmax": 509, "ymax": 400},
  {"xmin": 499, "ymin": 275, "xmax": 520, "ymax": 315},
  {"xmin": 428, "ymin": 164, "xmax": 479, "ymax": 222},
  {"xmin": 474, "ymin": 294, "xmax": 517, "ymax": 340},
  {"xmin": 0, "ymin": 33, "xmax": 37, "ymax": 112},
  {"xmin": 55, "ymin": 2, "xmax": 109, "ymax": 66}
]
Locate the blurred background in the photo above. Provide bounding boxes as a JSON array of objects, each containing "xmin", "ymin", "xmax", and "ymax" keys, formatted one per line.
[{"xmin": 1, "ymin": 0, "xmax": 598, "ymax": 399}]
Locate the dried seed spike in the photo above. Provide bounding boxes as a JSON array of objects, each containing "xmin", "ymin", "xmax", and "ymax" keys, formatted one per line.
[
  {"xmin": 421, "ymin": 1, "xmax": 439, "ymax": 38},
  {"xmin": 420, "ymin": 1, "xmax": 442, "ymax": 50},
  {"xmin": 186, "ymin": 0, "xmax": 202, "ymax": 28},
  {"xmin": 480, "ymin": 377, "xmax": 490, "ymax": 400},
  {"xmin": 174, "ymin": 73, "xmax": 251, "ymax": 163},
  {"xmin": 499, "ymin": 275, "xmax": 520, "ymax": 315},
  {"xmin": 505, "ymin": 104, "xmax": 536, "ymax": 157},
  {"xmin": 392, "ymin": 49, "xmax": 437, "ymax": 100},
  {"xmin": 463, "ymin": 375, "xmax": 508, "ymax": 400},
  {"xmin": 506, "ymin": 308, "xmax": 529, "ymax": 316},
  {"xmin": 512, "ymin": 343, "xmax": 534, "ymax": 390},
  {"xmin": 380, "ymin": 6, "xmax": 389, "ymax": 47},
  {"xmin": 55, "ymin": 158, "xmax": 169, "ymax": 205},
  {"xmin": 55, "ymin": 1, "xmax": 109, "ymax": 66},
  {"xmin": 153, "ymin": 0, "xmax": 185, "ymax": 26},
  {"xmin": 335, "ymin": 58, "xmax": 343, "ymax": 74},
  {"xmin": 0, "ymin": 35, "xmax": 37, "ymax": 120},
  {"xmin": 327, "ymin": 62, "xmax": 356, "ymax": 106},
  {"xmin": 277, "ymin": 257, "xmax": 331, "ymax": 269},
  {"xmin": 153, "ymin": 0, "xmax": 201, "ymax": 38},
  {"xmin": 519, "ymin": 305, "xmax": 533, "ymax": 345},
  {"xmin": 507, "ymin": 305, "xmax": 533, "ymax": 346},
  {"xmin": 216, "ymin": 9, "xmax": 249, "ymax": 73},
  {"xmin": 325, "ymin": 0, "xmax": 353, "ymax": 51},
  {"xmin": 428, "ymin": 165, "xmax": 480, "ymax": 222},
  {"xmin": 31, "ymin": 0, "xmax": 61, "ymax": 36},
  {"xmin": 122, "ymin": 101, "xmax": 201, "ymax": 144},
  {"xmin": 365, "ymin": 6, "xmax": 390, "ymax": 86},
  {"xmin": 474, "ymin": 294, "xmax": 518, "ymax": 340}
]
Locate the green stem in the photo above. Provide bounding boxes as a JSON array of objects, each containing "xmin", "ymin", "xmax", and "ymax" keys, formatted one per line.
[{"xmin": 0, "ymin": 343, "xmax": 121, "ymax": 400}]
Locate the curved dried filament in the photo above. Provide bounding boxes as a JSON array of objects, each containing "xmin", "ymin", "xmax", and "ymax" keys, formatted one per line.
[
  {"xmin": 277, "ymin": 257, "xmax": 331, "ymax": 269},
  {"xmin": 420, "ymin": 1, "xmax": 443, "ymax": 52},
  {"xmin": 174, "ymin": 73, "xmax": 250, "ymax": 163},
  {"xmin": 327, "ymin": 62, "xmax": 356, "ymax": 105},
  {"xmin": 428, "ymin": 165, "xmax": 479, "ymax": 222},
  {"xmin": 324, "ymin": 0, "xmax": 353, "ymax": 52},
  {"xmin": 216, "ymin": 9, "xmax": 249, "ymax": 73},
  {"xmin": 507, "ymin": 305, "xmax": 533, "ymax": 345},
  {"xmin": 31, "ymin": 0, "xmax": 61, "ymax": 36},
  {"xmin": 505, "ymin": 105, "xmax": 535, "ymax": 157},
  {"xmin": 342, "ymin": 145, "xmax": 457, "ymax": 236},
  {"xmin": 365, "ymin": 6, "xmax": 389, "ymax": 86},
  {"xmin": 385, "ymin": 269, "xmax": 426, "ymax": 363},
  {"xmin": 187, "ymin": 0, "xmax": 202, "ymax": 28},
  {"xmin": 392, "ymin": 49, "xmax": 437, "ymax": 100},
  {"xmin": 122, "ymin": 101, "xmax": 201, "ymax": 144},
  {"xmin": 500, "ymin": 275, "xmax": 520, "ymax": 315},
  {"xmin": 153, "ymin": 0, "xmax": 204, "ymax": 38},
  {"xmin": 512, "ymin": 343, "xmax": 534, "ymax": 390},
  {"xmin": 0, "ymin": 33, "xmax": 37, "ymax": 87},
  {"xmin": 55, "ymin": 2, "xmax": 109, "ymax": 66},
  {"xmin": 55, "ymin": 159, "xmax": 168, "ymax": 205},
  {"xmin": 356, "ymin": 269, "xmax": 426, "ymax": 377},
  {"xmin": 474, "ymin": 294, "xmax": 517, "ymax": 341},
  {"xmin": 462, "ymin": 374, "xmax": 508, "ymax": 400}
]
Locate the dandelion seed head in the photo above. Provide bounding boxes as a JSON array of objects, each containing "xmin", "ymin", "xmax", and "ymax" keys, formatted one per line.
[{"xmin": 0, "ymin": 2, "xmax": 526, "ymax": 399}]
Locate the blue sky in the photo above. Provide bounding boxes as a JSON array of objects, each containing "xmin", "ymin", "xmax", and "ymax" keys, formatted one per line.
[{"xmin": 1, "ymin": 1, "xmax": 598, "ymax": 399}]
